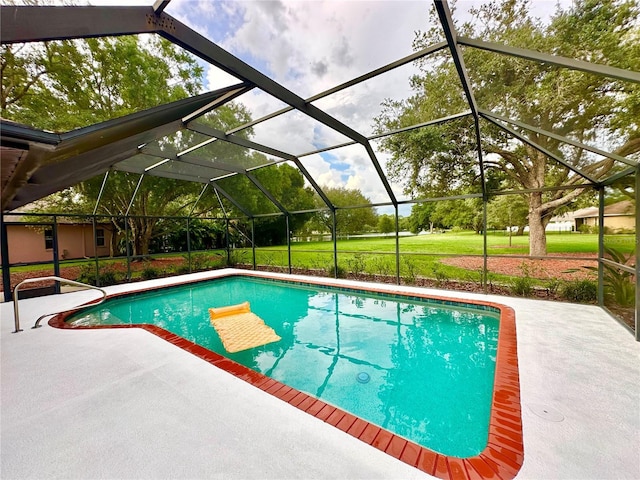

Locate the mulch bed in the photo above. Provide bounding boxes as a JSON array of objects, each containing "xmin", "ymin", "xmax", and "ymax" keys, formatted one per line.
[{"xmin": 440, "ymin": 254, "xmax": 598, "ymax": 281}]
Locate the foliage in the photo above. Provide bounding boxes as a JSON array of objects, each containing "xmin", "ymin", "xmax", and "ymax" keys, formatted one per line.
[
  {"xmin": 327, "ymin": 263, "xmax": 346, "ymax": 278},
  {"xmin": 589, "ymin": 245, "xmax": 636, "ymax": 307},
  {"xmin": 487, "ymin": 193, "xmax": 529, "ymax": 231},
  {"xmin": 2, "ymin": 36, "xmax": 203, "ymax": 130},
  {"xmin": 559, "ymin": 279, "xmax": 597, "ymax": 303},
  {"xmin": 401, "ymin": 256, "xmax": 418, "ymax": 284},
  {"xmin": 75, "ymin": 264, "xmax": 121, "ymax": 287},
  {"xmin": 374, "ymin": 0, "xmax": 640, "ymax": 256},
  {"xmin": 378, "ymin": 214, "xmax": 395, "ymax": 234},
  {"xmin": 431, "ymin": 263, "xmax": 449, "ymax": 286},
  {"xmin": 510, "ymin": 263, "xmax": 535, "ymax": 296},
  {"xmin": 307, "ymin": 187, "xmax": 378, "ymax": 236},
  {"xmin": 346, "ymin": 253, "xmax": 367, "ymax": 278},
  {"xmin": 140, "ymin": 263, "xmax": 162, "ymax": 281}
]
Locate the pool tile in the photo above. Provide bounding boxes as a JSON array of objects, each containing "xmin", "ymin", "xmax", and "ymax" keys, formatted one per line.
[
  {"xmin": 484, "ymin": 446, "xmax": 521, "ymax": 475},
  {"xmin": 335, "ymin": 413, "xmax": 357, "ymax": 432},
  {"xmin": 358, "ymin": 424, "xmax": 381, "ymax": 445},
  {"xmin": 316, "ymin": 404, "xmax": 336, "ymax": 421},
  {"xmin": 399, "ymin": 442, "xmax": 421, "ymax": 467},
  {"xmin": 385, "ymin": 436, "xmax": 407, "ymax": 459},
  {"xmin": 288, "ymin": 392, "xmax": 308, "ymax": 407},
  {"xmin": 371, "ymin": 430, "xmax": 393, "ymax": 451},
  {"xmin": 266, "ymin": 382, "xmax": 287, "ymax": 395},
  {"xmin": 434, "ymin": 454, "xmax": 449, "ymax": 479},
  {"xmin": 464, "ymin": 459, "xmax": 499, "ymax": 480},
  {"xmin": 296, "ymin": 396, "xmax": 317, "ymax": 412},
  {"xmin": 448, "ymin": 457, "xmax": 469, "ymax": 480},
  {"xmin": 416, "ymin": 448, "xmax": 438, "ymax": 476},
  {"xmin": 279, "ymin": 388, "xmax": 300, "ymax": 403},
  {"xmin": 325, "ymin": 409, "xmax": 346, "ymax": 427},
  {"xmin": 305, "ymin": 400, "xmax": 326, "ymax": 416},
  {"xmin": 346, "ymin": 419, "xmax": 368, "ymax": 438}
]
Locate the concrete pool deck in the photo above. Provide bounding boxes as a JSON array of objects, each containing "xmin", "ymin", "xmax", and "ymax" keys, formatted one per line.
[{"xmin": 1, "ymin": 269, "xmax": 639, "ymax": 479}]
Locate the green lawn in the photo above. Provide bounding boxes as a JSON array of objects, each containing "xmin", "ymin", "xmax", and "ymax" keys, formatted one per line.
[{"xmin": 5, "ymin": 232, "xmax": 633, "ymax": 288}]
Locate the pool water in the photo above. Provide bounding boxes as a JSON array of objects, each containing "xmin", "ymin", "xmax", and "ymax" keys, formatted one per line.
[{"xmin": 68, "ymin": 276, "xmax": 500, "ymax": 457}]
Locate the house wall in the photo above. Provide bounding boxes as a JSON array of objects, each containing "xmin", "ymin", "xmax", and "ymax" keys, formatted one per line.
[
  {"xmin": 603, "ymin": 216, "xmax": 635, "ymax": 232},
  {"xmin": 7, "ymin": 224, "xmax": 112, "ymax": 264}
]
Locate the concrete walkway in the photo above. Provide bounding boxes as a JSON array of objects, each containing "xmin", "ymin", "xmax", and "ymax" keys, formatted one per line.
[{"xmin": 2, "ymin": 270, "xmax": 639, "ymax": 479}]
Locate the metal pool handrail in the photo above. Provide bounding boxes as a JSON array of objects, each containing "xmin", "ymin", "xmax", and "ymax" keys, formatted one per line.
[{"xmin": 12, "ymin": 276, "xmax": 107, "ymax": 333}]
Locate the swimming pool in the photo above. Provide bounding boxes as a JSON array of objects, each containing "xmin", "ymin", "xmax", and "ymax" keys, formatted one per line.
[{"xmin": 54, "ymin": 271, "xmax": 523, "ymax": 479}]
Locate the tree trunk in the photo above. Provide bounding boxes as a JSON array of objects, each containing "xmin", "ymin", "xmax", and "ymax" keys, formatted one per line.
[{"xmin": 528, "ymin": 192, "xmax": 547, "ymax": 256}]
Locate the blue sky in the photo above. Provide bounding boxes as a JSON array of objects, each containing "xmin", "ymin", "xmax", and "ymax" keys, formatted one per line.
[{"xmin": 83, "ymin": 0, "xmax": 566, "ymax": 215}]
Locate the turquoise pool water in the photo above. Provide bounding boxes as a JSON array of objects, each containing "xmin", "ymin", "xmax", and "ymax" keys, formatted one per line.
[{"xmin": 68, "ymin": 276, "xmax": 500, "ymax": 457}]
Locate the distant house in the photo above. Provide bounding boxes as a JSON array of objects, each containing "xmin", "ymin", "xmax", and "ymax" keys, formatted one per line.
[
  {"xmin": 6, "ymin": 220, "xmax": 114, "ymax": 264},
  {"xmin": 572, "ymin": 200, "xmax": 636, "ymax": 233}
]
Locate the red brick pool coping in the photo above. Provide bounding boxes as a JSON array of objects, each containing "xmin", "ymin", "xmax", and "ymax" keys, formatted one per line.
[{"xmin": 50, "ymin": 272, "xmax": 523, "ymax": 480}]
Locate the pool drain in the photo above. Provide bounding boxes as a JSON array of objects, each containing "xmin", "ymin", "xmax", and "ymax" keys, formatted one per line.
[
  {"xmin": 356, "ymin": 372, "xmax": 370, "ymax": 384},
  {"xmin": 528, "ymin": 404, "xmax": 564, "ymax": 422}
]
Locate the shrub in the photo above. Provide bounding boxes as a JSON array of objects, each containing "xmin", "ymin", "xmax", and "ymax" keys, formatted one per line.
[
  {"xmin": 76, "ymin": 264, "xmax": 121, "ymax": 286},
  {"xmin": 327, "ymin": 263, "xmax": 346, "ymax": 278},
  {"xmin": 431, "ymin": 263, "xmax": 449, "ymax": 286},
  {"xmin": 227, "ymin": 249, "xmax": 247, "ymax": 267},
  {"xmin": 560, "ymin": 279, "xmax": 597, "ymax": 303},
  {"xmin": 189, "ymin": 253, "xmax": 211, "ymax": 271},
  {"xmin": 401, "ymin": 256, "xmax": 417, "ymax": 284},
  {"xmin": 346, "ymin": 253, "xmax": 367, "ymax": 278},
  {"xmin": 510, "ymin": 262, "xmax": 534, "ymax": 297},
  {"xmin": 371, "ymin": 255, "xmax": 392, "ymax": 277},
  {"xmin": 140, "ymin": 263, "xmax": 161, "ymax": 280}
]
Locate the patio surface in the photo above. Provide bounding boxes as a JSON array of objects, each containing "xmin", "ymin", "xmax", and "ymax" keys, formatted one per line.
[{"xmin": 2, "ymin": 269, "xmax": 639, "ymax": 479}]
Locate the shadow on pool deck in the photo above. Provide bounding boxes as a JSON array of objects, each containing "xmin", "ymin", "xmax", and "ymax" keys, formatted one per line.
[{"xmin": 2, "ymin": 269, "xmax": 639, "ymax": 480}]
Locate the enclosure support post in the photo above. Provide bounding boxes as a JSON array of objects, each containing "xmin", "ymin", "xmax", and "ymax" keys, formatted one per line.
[
  {"xmin": 225, "ymin": 218, "xmax": 230, "ymax": 266},
  {"xmin": 93, "ymin": 170, "xmax": 110, "ymax": 216},
  {"xmin": 125, "ymin": 217, "xmax": 131, "ymax": 281},
  {"xmin": 482, "ymin": 195, "xmax": 488, "ymax": 293},
  {"xmin": 186, "ymin": 217, "xmax": 192, "ymax": 273},
  {"xmin": 1, "ymin": 215, "xmax": 12, "ymax": 302},
  {"xmin": 635, "ymin": 167, "xmax": 639, "ymax": 341},
  {"xmin": 93, "ymin": 216, "xmax": 101, "ymax": 286},
  {"xmin": 332, "ymin": 210, "xmax": 338, "ymax": 279},
  {"xmin": 251, "ymin": 218, "xmax": 256, "ymax": 270},
  {"xmin": 597, "ymin": 187, "xmax": 605, "ymax": 307},
  {"xmin": 286, "ymin": 215, "xmax": 292, "ymax": 274},
  {"xmin": 52, "ymin": 216, "xmax": 61, "ymax": 294},
  {"xmin": 395, "ymin": 205, "xmax": 400, "ymax": 285}
]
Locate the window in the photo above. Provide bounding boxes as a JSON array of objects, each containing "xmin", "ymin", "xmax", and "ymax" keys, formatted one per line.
[
  {"xmin": 44, "ymin": 229, "xmax": 53, "ymax": 250},
  {"xmin": 96, "ymin": 228, "xmax": 105, "ymax": 247}
]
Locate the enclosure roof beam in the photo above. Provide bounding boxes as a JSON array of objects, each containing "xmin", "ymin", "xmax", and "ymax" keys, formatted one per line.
[
  {"xmin": 245, "ymin": 171, "xmax": 290, "ymax": 216},
  {"xmin": 186, "ymin": 123, "xmax": 335, "ymax": 211},
  {"xmin": 140, "ymin": 146, "xmax": 246, "ymax": 175},
  {"xmin": 0, "ymin": 6, "xmax": 159, "ymax": 44},
  {"xmin": 481, "ymin": 113, "xmax": 599, "ymax": 184},
  {"xmin": 458, "ymin": 37, "xmax": 640, "ymax": 84},
  {"xmin": 296, "ymin": 111, "xmax": 472, "ymax": 158},
  {"xmin": 226, "ymin": 41, "xmax": 448, "ymax": 136},
  {"xmin": 434, "ymin": 2, "xmax": 479, "ymax": 116},
  {"xmin": 434, "ymin": 0, "xmax": 486, "ymax": 195},
  {"xmin": 143, "ymin": 146, "xmax": 288, "ymax": 216},
  {"xmin": 186, "ymin": 122, "xmax": 297, "ymax": 161},
  {"xmin": 189, "ymin": 183, "xmax": 209, "ymax": 217},
  {"xmin": 598, "ymin": 166, "xmax": 638, "ymax": 187},
  {"xmin": 480, "ymin": 109, "xmax": 638, "ymax": 167},
  {"xmin": 153, "ymin": 0, "xmax": 171, "ymax": 15},
  {"xmin": 209, "ymin": 181, "xmax": 253, "ymax": 219}
]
